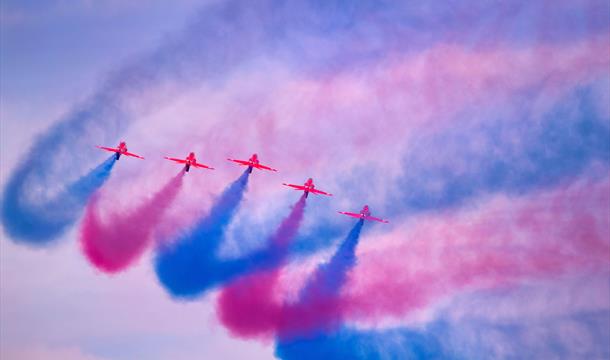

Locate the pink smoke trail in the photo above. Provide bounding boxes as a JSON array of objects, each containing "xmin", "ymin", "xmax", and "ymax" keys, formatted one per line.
[
  {"xmin": 342, "ymin": 178, "xmax": 610, "ymax": 324},
  {"xmin": 218, "ymin": 194, "xmax": 307, "ymax": 339},
  {"xmin": 218, "ymin": 220, "xmax": 365, "ymax": 341},
  {"xmin": 275, "ymin": 220, "xmax": 365, "ymax": 341},
  {"xmin": 81, "ymin": 171, "xmax": 185, "ymax": 273}
]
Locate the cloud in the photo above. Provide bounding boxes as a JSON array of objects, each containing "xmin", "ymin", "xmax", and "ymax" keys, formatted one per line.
[{"xmin": 0, "ymin": 344, "xmax": 109, "ymax": 360}]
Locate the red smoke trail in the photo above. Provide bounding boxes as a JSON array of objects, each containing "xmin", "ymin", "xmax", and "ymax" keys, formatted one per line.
[
  {"xmin": 219, "ymin": 218, "xmax": 365, "ymax": 340},
  {"xmin": 81, "ymin": 171, "xmax": 185, "ymax": 273},
  {"xmin": 218, "ymin": 194, "xmax": 307, "ymax": 339},
  {"xmin": 276, "ymin": 220, "xmax": 364, "ymax": 341}
]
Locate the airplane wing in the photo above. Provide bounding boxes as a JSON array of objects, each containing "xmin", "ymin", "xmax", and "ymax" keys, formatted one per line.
[
  {"xmin": 123, "ymin": 151, "xmax": 144, "ymax": 159},
  {"xmin": 193, "ymin": 162, "xmax": 215, "ymax": 170},
  {"xmin": 338, "ymin": 211, "xmax": 362, "ymax": 219},
  {"xmin": 97, "ymin": 146, "xmax": 119, "ymax": 153},
  {"xmin": 365, "ymin": 216, "xmax": 389, "ymax": 223},
  {"xmin": 310, "ymin": 188, "xmax": 333, "ymax": 196},
  {"xmin": 282, "ymin": 183, "xmax": 307, "ymax": 191},
  {"xmin": 227, "ymin": 158, "xmax": 251, "ymax": 166},
  {"xmin": 254, "ymin": 163, "xmax": 278, "ymax": 172},
  {"xmin": 164, "ymin": 157, "xmax": 187, "ymax": 164}
]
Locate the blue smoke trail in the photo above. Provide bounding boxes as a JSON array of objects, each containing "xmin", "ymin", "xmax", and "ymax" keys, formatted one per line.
[
  {"xmin": 298, "ymin": 219, "xmax": 364, "ymax": 301},
  {"xmin": 216, "ymin": 220, "xmax": 364, "ymax": 342},
  {"xmin": 156, "ymin": 188, "xmax": 310, "ymax": 300},
  {"xmin": 276, "ymin": 310, "xmax": 610, "ymax": 360},
  {"xmin": 276, "ymin": 326, "xmax": 448, "ymax": 360},
  {"xmin": 394, "ymin": 87, "xmax": 610, "ymax": 214},
  {"xmin": 1, "ymin": 156, "xmax": 116, "ymax": 244},
  {"xmin": 277, "ymin": 220, "xmax": 365, "ymax": 341},
  {"xmin": 155, "ymin": 170, "xmax": 250, "ymax": 298}
]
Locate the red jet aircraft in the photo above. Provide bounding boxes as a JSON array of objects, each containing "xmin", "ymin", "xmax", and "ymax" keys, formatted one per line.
[
  {"xmin": 97, "ymin": 141, "xmax": 144, "ymax": 160},
  {"xmin": 227, "ymin": 153, "xmax": 277, "ymax": 173},
  {"xmin": 282, "ymin": 178, "xmax": 332, "ymax": 198},
  {"xmin": 164, "ymin": 152, "xmax": 214, "ymax": 172},
  {"xmin": 338, "ymin": 205, "xmax": 389, "ymax": 223}
]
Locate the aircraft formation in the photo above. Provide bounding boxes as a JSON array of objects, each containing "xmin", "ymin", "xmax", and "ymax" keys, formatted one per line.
[{"xmin": 98, "ymin": 141, "xmax": 389, "ymax": 223}]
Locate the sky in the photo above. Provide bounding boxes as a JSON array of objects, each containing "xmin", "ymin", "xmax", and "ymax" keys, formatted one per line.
[{"xmin": 1, "ymin": 1, "xmax": 609, "ymax": 359}]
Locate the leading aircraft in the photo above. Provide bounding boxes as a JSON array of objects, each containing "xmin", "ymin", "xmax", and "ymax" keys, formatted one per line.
[
  {"xmin": 227, "ymin": 153, "xmax": 277, "ymax": 173},
  {"xmin": 164, "ymin": 152, "xmax": 214, "ymax": 172},
  {"xmin": 338, "ymin": 205, "xmax": 389, "ymax": 223},
  {"xmin": 97, "ymin": 141, "xmax": 144, "ymax": 160},
  {"xmin": 282, "ymin": 178, "xmax": 332, "ymax": 198}
]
